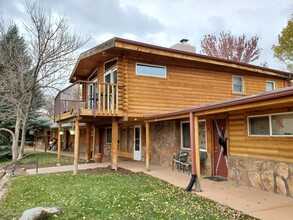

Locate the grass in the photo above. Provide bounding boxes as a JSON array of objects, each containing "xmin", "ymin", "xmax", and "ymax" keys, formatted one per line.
[
  {"xmin": 0, "ymin": 150, "xmax": 85, "ymax": 169},
  {"xmin": 0, "ymin": 172, "xmax": 257, "ymax": 220}
]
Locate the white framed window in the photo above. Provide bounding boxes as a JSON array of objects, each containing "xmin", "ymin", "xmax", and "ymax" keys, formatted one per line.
[
  {"xmin": 106, "ymin": 128, "xmax": 112, "ymax": 144},
  {"xmin": 248, "ymin": 112, "xmax": 293, "ymax": 136},
  {"xmin": 180, "ymin": 120, "xmax": 207, "ymax": 151},
  {"xmin": 266, "ymin": 81, "xmax": 275, "ymax": 91},
  {"xmin": 136, "ymin": 63, "xmax": 167, "ymax": 78},
  {"xmin": 104, "ymin": 68, "xmax": 117, "ymax": 84},
  {"xmin": 232, "ymin": 76, "xmax": 244, "ymax": 93}
]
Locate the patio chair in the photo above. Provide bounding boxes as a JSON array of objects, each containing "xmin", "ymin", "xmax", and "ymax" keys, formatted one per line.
[{"xmin": 172, "ymin": 151, "xmax": 189, "ymax": 172}]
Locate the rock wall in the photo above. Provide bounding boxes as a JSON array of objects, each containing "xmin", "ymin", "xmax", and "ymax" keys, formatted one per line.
[
  {"xmin": 228, "ymin": 156, "xmax": 293, "ymax": 197},
  {"xmin": 150, "ymin": 120, "xmax": 181, "ymax": 166},
  {"xmin": 149, "ymin": 120, "xmax": 212, "ymax": 176}
]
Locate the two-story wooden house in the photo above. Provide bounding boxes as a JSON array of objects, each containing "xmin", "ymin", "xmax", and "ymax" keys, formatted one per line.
[{"xmin": 54, "ymin": 37, "xmax": 291, "ymax": 177}]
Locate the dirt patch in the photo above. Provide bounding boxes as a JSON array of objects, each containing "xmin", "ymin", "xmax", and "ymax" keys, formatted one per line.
[{"xmin": 80, "ymin": 166, "xmax": 144, "ymax": 175}]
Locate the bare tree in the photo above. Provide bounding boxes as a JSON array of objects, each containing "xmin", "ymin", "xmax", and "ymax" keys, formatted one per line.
[
  {"xmin": 0, "ymin": 2, "xmax": 88, "ymax": 160},
  {"xmin": 201, "ymin": 31, "xmax": 261, "ymax": 63}
]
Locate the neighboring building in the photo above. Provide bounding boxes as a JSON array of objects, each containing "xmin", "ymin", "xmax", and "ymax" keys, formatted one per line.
[{"xmin": 54, "ymin": 37, "xmax": 292, "ymax": 191}]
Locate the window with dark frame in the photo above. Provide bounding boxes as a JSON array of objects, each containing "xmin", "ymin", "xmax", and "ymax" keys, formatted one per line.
[
  {"xmin": 106, "ymin": 128, "xmax": 112, "ymax": 144},
  {"xmin": 181, "ymin": 121, "xmax": 207, "ymax": 151}
]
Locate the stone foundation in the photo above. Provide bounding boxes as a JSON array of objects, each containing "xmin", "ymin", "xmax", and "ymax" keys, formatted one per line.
[{"xmin": 228, "ymin": 156, "xmax": 293, "ymax": 197}]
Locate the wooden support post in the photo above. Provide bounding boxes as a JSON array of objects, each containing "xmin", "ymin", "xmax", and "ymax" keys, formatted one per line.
[
  {"xmin": 146, "ymin": 122, "xmax": 150, "ymax": 172},
  {"xmin": 73, "ymin": 119, "xmax": 80, "ymax": 175},
  {"xmin": 111, "ymin": 117, "xmax": 118, "ymax": 170},
  {"xmin": 57, "ymin": 124, "xmax": 61, "ymax": 165},
  {"xmin": 194, "ymin": 115, "xmax": 201, "ymax": 187},
  {"xmin": 185, "ymin": 113, "xmax": 201, "ymax": 192},
  {"xmin": 92, "ymin": 126, "xmax": 96, "ymax": 159},
  {"xmin": 85, "ymin": 123, "xmax": 91, "ymax": 161}
]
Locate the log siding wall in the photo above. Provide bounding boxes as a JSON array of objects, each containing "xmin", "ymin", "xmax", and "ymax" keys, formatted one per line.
[
  {"xmin": 228, "ymin": 108, "xmax": 293, "ymax": 163},
  {"xmin": 124, "ymin": 57, "xmax": 286, "ymax": 117}
]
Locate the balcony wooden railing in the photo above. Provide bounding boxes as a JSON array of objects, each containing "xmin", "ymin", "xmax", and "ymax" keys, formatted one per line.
[{"xmin": 54, "ymin": 81, "xmax": 120, "ymax": 121}]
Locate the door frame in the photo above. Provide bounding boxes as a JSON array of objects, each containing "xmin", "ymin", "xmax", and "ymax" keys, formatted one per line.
[{"xmin": 133, "ymin": 125, "xmax": 141, "ymax": 161}]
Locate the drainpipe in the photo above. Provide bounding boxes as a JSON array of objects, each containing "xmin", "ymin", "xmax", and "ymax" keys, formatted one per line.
[{"xmin": 185, "ymin": 112, "xmax": 201, "ymax": 192}]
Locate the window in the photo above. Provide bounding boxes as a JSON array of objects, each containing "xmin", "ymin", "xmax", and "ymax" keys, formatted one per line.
[
  {"xmin": 104, "ymin": 58, "xmax": 117, "ymax": 72},
  {"xmin": 248, "ymin": 116, "xmax": 270, "ymax": 135},
  {"xmin": 181, "ymin": 122, "xmax": 190, "ymax": 149},
  {"xmin": 136, "ymin": 63, "xmax": 166, "ymax": 78},
  {"xmin": 232, "ymin": 76, "xmax": 244, "ymax": 93},
  {"xmin": 181, "ymin": 120, "xmax": 207, "ymax": 151},
  {"xmin": 104, "ymin": 68, "xmax": 117, "ymax": 84},
  {"xmin": 248, "ymin": 112, "xmax": 293, "ymax": 136},
  {"xmin": 266, "ymin": 81, "xmax": 275, "ymax": 91},
  {"xmin": 106, "ymin": 128, "xmax": 112, "ymax": 144}
]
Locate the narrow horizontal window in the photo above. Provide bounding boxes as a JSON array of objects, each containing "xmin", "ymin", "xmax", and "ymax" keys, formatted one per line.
[{"xmin": 136, "ymin": 63, "xmax": 166, "ymax": 78}]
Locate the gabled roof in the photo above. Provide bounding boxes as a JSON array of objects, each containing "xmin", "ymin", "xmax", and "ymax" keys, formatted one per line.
[
  {"xmin": 70, "ymin": 37, "xmax": 292, "ymax": 82},
  {"xmin": 144, "ymin": 86, "xmax": 293, "ymax": 121}
]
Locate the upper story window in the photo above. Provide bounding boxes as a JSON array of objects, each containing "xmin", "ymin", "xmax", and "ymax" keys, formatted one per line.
[
  {"xmin": 248, "ymin": 112, "xmax": 293, "ymax": 136},
  {"xmin": 104, "ymin": 68, "xmax": 117, "ymax": 84},
  {"xmin": 136, "ymin": 63, "xmax": 167, "ymax": 78},
  {"xmin": 232, "ymin": 76, "xmax": 244, "ymax": 93},
  {"xmin": 181, "ymin": 120, "xmax": 207, "ymax": 151},
  {"xmin": 104, "ymin": 58, "xmax": 117, "ymax": 72},
  {"xmin": 266, "ymin": 81, "xmax": 275, "ymax": 91}
]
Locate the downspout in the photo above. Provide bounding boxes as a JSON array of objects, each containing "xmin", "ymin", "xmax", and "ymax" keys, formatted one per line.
[{"xmin": 185, "ymin": 112, "xmax": 201, "ymax": 192}]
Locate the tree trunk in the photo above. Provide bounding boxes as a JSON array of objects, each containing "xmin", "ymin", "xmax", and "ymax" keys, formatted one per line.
[
  {"xmin": 18, "ymin": 93, "xmax": 33, "ymax": 160},
  {"xmin": 13, "ymin": 108, "xmax": 22, "ymax": 161}
]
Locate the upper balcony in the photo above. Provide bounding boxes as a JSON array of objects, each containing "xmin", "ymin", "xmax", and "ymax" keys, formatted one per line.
[{"xmin": 54, "ymin": 81, "xmax": 124, "ymax": 122}]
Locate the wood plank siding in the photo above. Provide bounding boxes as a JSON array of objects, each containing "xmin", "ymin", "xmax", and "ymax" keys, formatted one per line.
[
  {"xmin": 228, "ymin": 109, "xmax": 293, "ymax": 163},
  {"xmin": 124, "ymin": 57, "xmax": 286, "ymax": 117}
]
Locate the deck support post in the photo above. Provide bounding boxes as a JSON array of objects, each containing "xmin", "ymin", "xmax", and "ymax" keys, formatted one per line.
[
  {"xmin": 92, "ymin": 126, "xmax": 96, "ymax": 159},
  {"xmin": 57, "ymin": 124, "xmax": 61, "ymax": 165},
  {"xmin": 185, "ymin": 113, "xmax": 201, "ymax": 192},
  {"xmin": 85, "ymin": 122, "xmax": 91, "ymax": 161},
  {"xmin": 111, "ymin": 117, "xmax": 118, "ymax": 170},
  {"xmin": 146, "ymin": 122, "xmax": 150, "ymax": 172},
  {"xmin": 73, "ymin": 119, "xmax": 80, "ymax": 175}
]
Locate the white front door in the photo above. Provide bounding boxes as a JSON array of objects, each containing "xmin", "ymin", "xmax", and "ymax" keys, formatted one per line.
[{"xmin": 133, "ymin": 125, "xmax": 141, "ymax": 161}]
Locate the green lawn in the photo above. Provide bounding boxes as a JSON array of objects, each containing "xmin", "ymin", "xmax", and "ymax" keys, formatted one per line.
[
  {"xmin": 0, "ymin": 150, "xmax": 85, "ymax": 169},
  {"xmin": 0, "ymin": 171, "xmax": 257, "ymax": 220}
]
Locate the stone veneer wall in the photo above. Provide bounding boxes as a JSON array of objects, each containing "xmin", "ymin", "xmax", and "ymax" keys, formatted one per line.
[
  {"xmin": 149, "ymin": 120, "xmax": 212, "ymax": 176},
  {"xmin": 228, "ymin": 156, "xmax": 293, "ymax": 197},
  {"xmin": 150, "ymin": 120, "xmax": 181, "ymax": 166}
]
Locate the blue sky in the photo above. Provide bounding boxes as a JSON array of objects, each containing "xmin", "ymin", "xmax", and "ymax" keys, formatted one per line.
[{"xmin": 1, "ymin": 0, "xmax": 293, "ymax": 71}]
